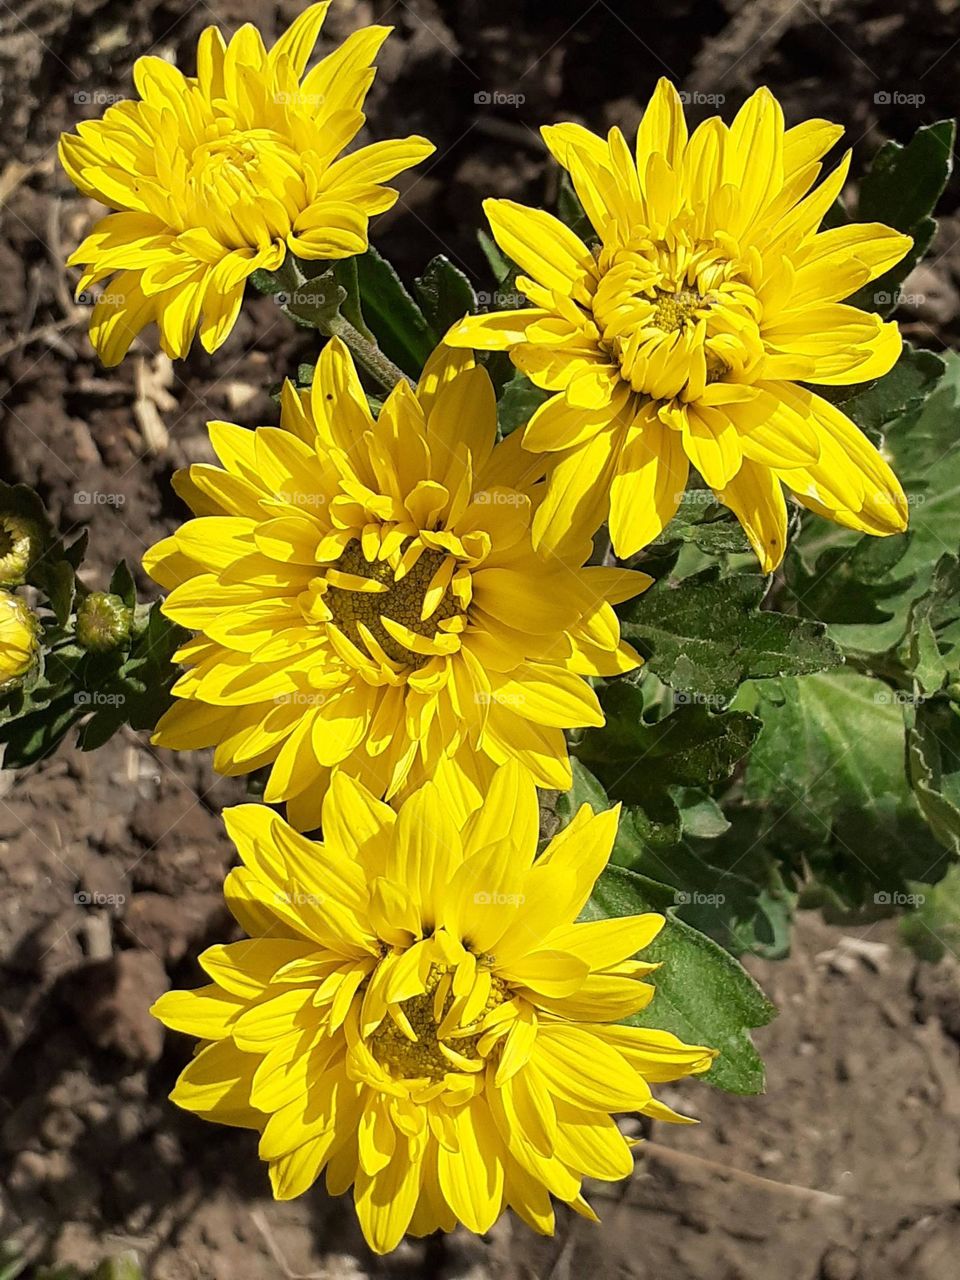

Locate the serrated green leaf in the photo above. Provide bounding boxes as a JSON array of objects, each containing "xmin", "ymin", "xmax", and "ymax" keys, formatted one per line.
[
  {"xmin": 556, "ymin": 759, "xmax": 792, "ymax": 959},
  {"xmin": 583, "ymin": 864, "xmax": 776, "ymax": 1094},
  {"xmin": 622, "ymin": 568, "xmax": 842, "ymax": 705},
  {"xmin": 653, "ymin": 491, "xmax": 751, "ymax": 555},
  {"xmin": 899, "ymin": 554, "xmax": 960, "ymax": 694},
  {"xmin": 786, "ymin": 531, "xmax": 916, "ymax": 626},
  {"xmin": 77, "ymin": 707, "xmax": 125, "ymax": 752},
  {"xmin": 354, "ymin": 247, "xmax": 437, "ymax": 377},
  {"xmin": 826, "ymin": 344, "xmax": 945, "ymax": 437},
  {"xmin": 116, "ymin": 602, "xmax": 185, "ymax": 731},
  {"xmin": 414, "ymin": 255, "xmax": 477, "ymax": 335},
  {"xmin": 851, "ymin": 120, "xmax": 954, "ymax": 313},
  {"xmin": 575, "ymin": 685, "xmax": 760, "ymax": 855},
  {"xmin": 743, "ymin": 671, "xmax": 949, "ymax": 905},
  {"xmin": 793, "ymin": 349, "xmax": 960, "ymax": 657},
  {"xmin": 906, "ymin": 699, "xmax": 960, "ymax": 858}
]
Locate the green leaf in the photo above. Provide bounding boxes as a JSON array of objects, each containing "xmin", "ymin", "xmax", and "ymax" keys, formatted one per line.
[
  {"xmin": 108, "ymin": 560, "xmax": 137, "ymax": 611},
  {"xmin": 354, "ymin": 247, "xmax": 438, "ymax": 377},
  {"xmin": 743, "ymin": 672, "xmax": 949, "ymax": 906},
  {"xmin": 584, "ymin": 864, "xmax": 776, "ymax": 1094},
  {"xmin": 32, "ymin": 560, "xmax": 76, "ymax": 626},
  {"xmin": 557, "ymin": 759, "xmax": 792, "ymax": 960},
  {"xmin": 906, "ymin": 699, "xmax": 960, "ymax": 858},
  {"xmin": 248, "ymin": 267, "xmax": 286, "ymax": 296},
  {"xmin": 63, "ymin": 530, "xmax": 89, "ymax": 571},
  {"xmin": 786, "ymin": 531, "xmax": 916, "ymax": 626},
  {"xmin": 792, "ymin": 349, "xmax": 960, "ymax": 656},
  {"xmin": 622, "ymin": 568, "xmax": 842, "ymax": 706},
  {"xmin": 653, "ymin": 491, "xmax": 751, "ymax": 555},
  {"xmin": 116, "ymin": 602, "xmax": 185, "ymax": 732},
  {"xmin": 496, "ymin": 370, "xmax": 549, "ymax": 436},
  {"xmin": 826, "ymin": 343, "xmax": 945, "ymax": 438},
  {"xmin": 283, "ymin": 270, "xmax": 347, "ymax": 329},
  {"xmin": 0, "ymin": 692, "xmax": 83, "ymax": 767},
  {"xmin": 414, "ymin": 255, "xmax": 477, "ymax": 335},
  {"xmin": 899, "ymin": 554, "xmax": 960, "ymax": 695},
  {"xmin": 576, "ymin": 684, "xmax": 760, "ymax": 852},
  {"xmin": 851, "ymin": 120, "xmax": 955, "ymax": 313},
  {"xmin": 477, "ymin": 229, "xmax": 515, "ymax": 291},
  {"xmin": 332, "ymin": 256, "xmax": 376, "ymax": 342},
  {"xmin": 900, "ymin": 861, "xmax": 960, "ymax": 962},
  {"xmin": 77, "ymin": 706, "xmax": 126, "ymax": 752},
  {"xmin": 557, "ymin": 174, "xmax": 594, "ymax": 241}
]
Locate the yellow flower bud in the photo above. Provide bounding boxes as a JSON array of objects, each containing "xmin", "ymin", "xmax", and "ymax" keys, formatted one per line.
[
  {"xmin": 0, "ymin": 513, "xmax": 42, "ymax": 586},
  {"xmin": 0, "ymin": 589, "xmax": 39, "ymax": 691}
]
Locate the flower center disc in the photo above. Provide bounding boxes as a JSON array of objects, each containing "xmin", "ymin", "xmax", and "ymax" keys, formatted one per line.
[
  {"xmin": 651, "ymin": 286, "xmax": 706, "ymax": 332},
  {"xmin": 369, "ymin": 965, "xmax": 506, "ymax": 1082},
  {"xmin": 325, "ymin": 539, "xmax": 464, "ymax": 669}
]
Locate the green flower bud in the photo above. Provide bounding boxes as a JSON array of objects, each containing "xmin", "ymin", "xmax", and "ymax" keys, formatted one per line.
[
  {"xmin": 0, "ymin": 589, "xmax": 40, "ymax": 691},
  {"xmin": 76, "ymin": 592, "xmax": 133, "ymax": 652},
  {"xmin": 0, "ymin": 513, "xmax": 42, "ymax": 586}
]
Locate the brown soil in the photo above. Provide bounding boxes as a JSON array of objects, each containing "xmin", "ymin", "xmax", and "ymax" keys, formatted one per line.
[{"xmin": 2, "ymin": 1, "xmax": 959, "ymax": 1276}]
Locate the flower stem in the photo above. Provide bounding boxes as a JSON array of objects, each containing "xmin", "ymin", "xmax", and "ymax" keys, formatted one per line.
[
  {"xmin": 322, "ymin": 311, "xmax": 413, "ymax": 391},
  {"xmin": 273, "ymin": 256, "xmax": 412, "ymax": 393}
]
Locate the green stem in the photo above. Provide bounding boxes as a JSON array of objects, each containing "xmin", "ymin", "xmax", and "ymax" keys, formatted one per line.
[
  {"xmin": 273, "ymin": 257, "xmax": 412, "ymax": 394},
  {"xmin": 323, "ymin": 312, "xmax": 412, "ymax": 391}
]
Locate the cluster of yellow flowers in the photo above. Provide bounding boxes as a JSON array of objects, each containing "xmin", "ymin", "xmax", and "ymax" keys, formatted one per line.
[{"xmin": 59, "ymin": 2, "xmax": 911, "ymax": 1252}]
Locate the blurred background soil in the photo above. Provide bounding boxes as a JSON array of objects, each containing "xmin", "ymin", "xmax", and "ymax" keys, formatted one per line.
[{"xmin": 1, "ymin": 0, "xmax": 960, "ymax": 1276}]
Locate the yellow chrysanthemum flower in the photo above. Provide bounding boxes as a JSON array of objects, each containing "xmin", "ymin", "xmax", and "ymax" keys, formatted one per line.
[
  {"xmin": 0, "ymin": 590, "xmax": 39, "ymax": 690},
  {"xmin": 447, "ymin": 80, "xmax": 912, "ymax": 570},
  {"xmin": 143, "ymin": 340, "xmax": 648, "ymax": 830},
  {"xmin": 59, "ymin": 3, "xmax": 434, "ymax": 365},
  {"xmin": 152, "ymin": 765, "xmax": 715, "ymax": 1251}
]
